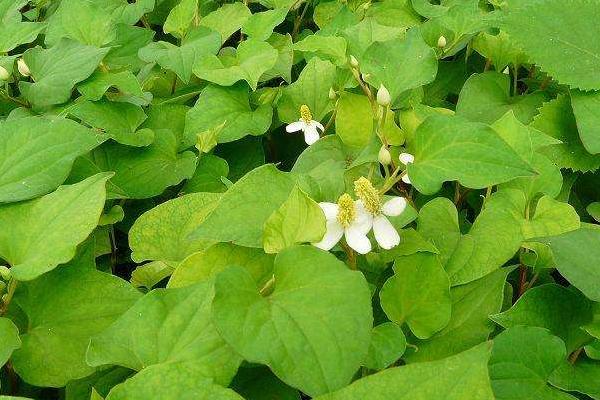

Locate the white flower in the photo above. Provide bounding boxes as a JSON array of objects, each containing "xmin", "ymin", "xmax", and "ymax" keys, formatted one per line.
[
  {"xmin": 313, "ymin": 194, "xmax": 373, "ymax": 254},
  {"xmin": 398, "ymin": 152, "xmax": 414, "ymax": 184},
  {"xmin": 286, "ymin": 104, "xmax": 324, "ymax": 145},
  {"xmin": 354, "ymin": 177, "xmax": 407, "ymax": 250},
  {"xmin": 17, "ymin": 58, "xmax": 30, "ymax": 77}
]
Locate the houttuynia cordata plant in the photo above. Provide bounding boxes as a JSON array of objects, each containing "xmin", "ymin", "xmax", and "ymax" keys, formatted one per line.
[{"xmin": 1, "ymin": 0, "xmax": 600, "ymax": 398}]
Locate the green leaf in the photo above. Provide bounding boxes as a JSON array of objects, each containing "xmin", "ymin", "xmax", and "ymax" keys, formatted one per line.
[
  {"xmin": 380, "ymin": 253, "xmax": 451, "ymax": 339},
  {"xmin": 293, "ymin": 35, "xmax": 348, "ymax": 66},
  {"xmin": 168, "ymin": 243, "xmax": 275, "ymax": 288},
  {"xmin": 199, "ymin": 3, "xmax": 251, "ymax": 44},
  {"xmin": 45, "ymin": 0, "xmax": 116, "ymax": 47},
  {"xmin": 129, "ymin": 192, "xmax": 222, "ymax": 263},
  {"xmin": 531, "ymin": 95, "xmax": 600, "ymax": 172},
  {"xmin": 315, "ymin": 343, "xmax": 495, "ymax": 400},
  {"xmin": 491, "ymin": 284, "xmax": 593, "ymax": 353},
  {"xmin": 190, "ymin": 165, "xmax": 299, "ymax": 248},
  {"xmin": 212, "ymin": 246, "xmax": 372, "ymax": 396},
  {"xmin": 0, "ymin": 1, "xmax": 46, "ymax": 52},
  {"xmin": 193, "ymin": 39, "xmax": 278, "ymax": 90},
  {"xmin": 456, "ymin": 72, "xmax": 547, "ymax": 124},
  {"xmin": 182, "ymin": 154, "xmax": 229, "ymax": 193},
  {"xmin": 104, "ymin": 25, "xmax": 154, "ymax": 71},
  {"xmin": 106, "ymin": 365, "xmax": 244, "ymax": 400},
  {"xmin": 363, "ymin": 323, "xmax": 406, "ymax": 371},
  {"xmin": 277, "ymin": 57, "xmax": 336, "ymax": 123},
  {"xmin": 342, "ymin": 18, "xmax": 404, "ymax": 60},
  {"xmin": 70, "ymin": 100, "xmax": 154, "ymax": 147},
  {"xmin": 472, "ymin": 30, "xmax": 527, "ymax": 72},
  {"xmin": 407, "ymin": 114, "xmax": 535, "ymax": 195},
  {"xmin": 335, "ymin": 92, "xmax": 373, "ymax": 148},
  {"xmin": 501, "ymin": 0, "xmax": 600, "ymax": 90},
  {"xmin": 405, "ymin": 267, "xmax": 512, "ymax": 363},
  {"xmin": 242, "ymin": 8, "xmax": 288, "ymax": 41},
  {"xmin": 417, "ymin": 197, "xmax": 461, "ymax": 267},
  {"xmin": 130, "ymin": 261, "xmax": 174, "ymax": 290},
  {"xmin": 0, "ymin": 318, "xmax": 20, "ymax": 367},
  {"xmin": 0, "ymin": 116, "xmax": 103, "ymax": 202},
  {"xmin": 0, "ymin": 173, "xmax": 111, "ymax": 281},
  {"xmin": 263, "ymin": 185, "xmax": 326, "ymax": 253},
  {"xmin": 164, "ymin": 0, "xmax": 199, "ymax": 39},
  {"xmin": 0, "ymin": 15, "xmax": 45, "ymax": 53},
  {"xmin": 87, "ymin": 282, "xmax": 241, "ymax": 385},
  {"xmin": 11, "ymin": 246, "xmax": 141, "ymax": 387},
  {"xmin": 542, "ymin": 226, "xmax": 600, "ymax": 302},
  {"xmin": 570, "ymin": 89, "xmax": 600, "ymax": 154},
  {"xmin": 587, "ymin": 202, "xmax": 600, "ymax": 222},
  {"xmin": 71, "ymin": 129, "xmax": 196, "ymax": 199},
  {"xmin": 489, "ymin": 326, "xmax": 574, "ymax": 400},
  {"xmin": 77, "ymin": 70, "xmax": 150, "ymax": 106},
  {"xmin": 361, "ymin": 28, "xmax": 437, "ymax": 103},
  {"xmin": 184, "ymin": 84, "xmax": 273, "ymax": 145},
  {"xmin": 549, "ymin": 358, "xmax": 600, "ymax": 400},
  {"xmin": 138, "ymin": 26, "xmax": 221, "ymax": 83},
  {"xmin": 19, "ymin": 39, "xmax": 110, "ymax": 107}
]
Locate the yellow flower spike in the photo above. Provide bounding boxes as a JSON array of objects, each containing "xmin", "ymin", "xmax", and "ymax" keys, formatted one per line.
[
  {"xmin": 300, "ymin": 104, "xmax": 313, "ymax": 122},
  {"xmin": 336, "ymin": 193, "xmax": 356, "ymax": 227},
  {"xmin": 354, "ymin": 177, "xmax": 382, "ymax": 215}
]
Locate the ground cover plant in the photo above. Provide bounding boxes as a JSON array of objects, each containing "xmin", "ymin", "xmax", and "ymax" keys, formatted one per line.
[{"xmin": 1, "ymin": 0, "xmax": 600, "ymax": 398}]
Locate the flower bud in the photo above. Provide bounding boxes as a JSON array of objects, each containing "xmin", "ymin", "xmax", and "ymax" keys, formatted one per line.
[
  {"xmin": 17, "ymin": 58, "xmax": 30, "ymax": 77},
  {"xmin": 378, "ymin": 145, "xmax": 391, "ymax": 165},
  {"xmin": 328, "ymin": 87, "xmax": 337, "ymax": 100},
  {"xmin": 349, "ymin": 55, "xmax": 359, "ymax": 69},
  {"xmin": 376, "ymin": 84, "xmax": 391, "ymax": 107},
  {"xmin": 0, "ymin": 66, "xmax": 9, "ymax": 81},
  {"xmin": 0, "ymin": 265, "xmax": 10, "ymax": 281},
  {"xmin": 437, "ymin": 35, "xmax": 447, "ymax": 48}
]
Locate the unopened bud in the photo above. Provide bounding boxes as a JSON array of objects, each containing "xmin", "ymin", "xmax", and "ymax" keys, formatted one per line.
[
  {"xmin": 0, "ymin": 266, "xmax": 11, "ymax": 281},
  {"xmin": 378, "ymin": 146, "xmax": 391, "ymax": 165},
  {"xmin": 437, "ymin": 35, "xmax": 447, "ymax": 48},
  {"xmin": 328, "ymin": 87, "xmax": 337, "ymax": 100},
  {"xmin": 376, "ymin": 84, "xmax": 391, "ymax": 107},
  {"xmin": 349, "ymin": 55, "xmax": 359, "ymax": 69},
  {"xmin": 17, "ymin": 58, "xmax": 30, "ymax": 77},
  {"xmin": 0, "ymin": 66, "xmax": 9, "ymax": 81}
]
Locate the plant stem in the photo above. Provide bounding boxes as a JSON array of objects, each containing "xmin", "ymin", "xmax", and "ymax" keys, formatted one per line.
[
  {"xmin": 341, "ymin": 242, "xmax": 357, "ymax": 270},
  {"xmin": 0, "ymin": 279, "xmax": 18, "ymax": 316}
]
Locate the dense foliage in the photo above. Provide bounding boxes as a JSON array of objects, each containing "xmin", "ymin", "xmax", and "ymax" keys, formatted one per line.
[{"xmin": 1, "ymin": 0, "xmax": 600, "ymax": 398}]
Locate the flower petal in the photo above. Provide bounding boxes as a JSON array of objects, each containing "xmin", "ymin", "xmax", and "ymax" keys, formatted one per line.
[
  {"xmin": 314, "ymin": 121, "xmax": 325, "ymax": 131},
  {"xmin": 313, "ymin": 220, "xmax": 344, "ymax": 251},
  {"xmin": 382, "ymin": 197, "xmax": 407, "ymax": 216},
  {"xmin": 401, "ymin": 174, "xmax": 411, "ymax": 184},
  {"xmin": 303, "ymin": 126, "xmax": 320, "ymax": 145},
  {"xmin": 319, "ymin": 202, "xmax": 339, "ymax": 220},
  {"xmin": 399, "ymin": 152, "xmax": 414, "ymax": 165},
  {"xmin": 353, "ymin": 200, "xmax": 373, "ymax": 234},
  {"xmin": 286, "ymin": 120, "xmax": 305, "ymax": 133},
  {"xmin": 373, "ymin": 215, "xmax": 400, "ymax": 250},
  {"xmin": 345, "ymin": 226, "xmax": 372, "ymax": 254}
]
